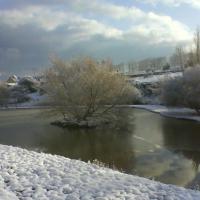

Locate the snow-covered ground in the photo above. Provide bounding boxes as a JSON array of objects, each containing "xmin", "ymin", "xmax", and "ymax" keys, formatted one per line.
[
  {"xmin": 0, "ymin": 144, "xmax": 200, "ymax": 200},
  {"xmin": 18, "ymin": 92, "xmax": 47, "ymax": 107},
  {"xmin": 131, "ymin": 105, "xmax": 200, "ymax": 122},
  {"xmin": 133, "ymin": 72, "xmax": 183, "ymax": 84}
]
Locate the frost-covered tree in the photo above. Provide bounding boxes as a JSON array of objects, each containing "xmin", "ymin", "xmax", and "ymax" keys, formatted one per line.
[
  {"xmin": 185, "ymin": 27, "xmax": 200, "ymax": 67},
  {"xmin": 182, "ymin": 66, "xmax": 200, "ymax": 114},
  {"xmin": 170, "ymin": 46, "xmax": 186, "ymax": 70},
  {"xmin": 161, "ymin": 77, "xmax": 184, "ymax": 106},
  {"xmin": 44, "ymin": 57, "xmax": 137, "ymax": 122},
  {"xmin": 194, "ymin": 27, "xmax": 200, "ymax": 64},
  {"xmin": 161, "ymin": 66, "xmax": 200, "ymax": 114}
]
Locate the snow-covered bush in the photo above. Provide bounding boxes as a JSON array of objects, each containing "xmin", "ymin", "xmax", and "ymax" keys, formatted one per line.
[
  {"xmin": 161, "ymin": 66, "xmax": 200, "ymax": 114},
  {"xmin": 182, "ymin": 66, "xmax": 200, "ymax": 114},
  {"xmin": 10, "ymin": 86, "xmax": 31, "ymax": 104},
  {"xmin": 18, "ymin": 77, "xmax": 38, "ymax": 93},
  {"xmin": 161, "ymin": 77, "xmax": 184, "ymax": 106},
  {"xmin": 44, "ymin": 57, "xmax": 137, "ymax": 123}
]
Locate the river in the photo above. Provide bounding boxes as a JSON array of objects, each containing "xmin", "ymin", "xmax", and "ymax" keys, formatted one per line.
[{"xmin": 0, "ymin": 108, "xmax": 200, "ymax": 188}]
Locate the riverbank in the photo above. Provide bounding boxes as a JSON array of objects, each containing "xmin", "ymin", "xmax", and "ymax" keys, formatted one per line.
[
  {"xmin": 0, "ymin": 144, "xmax": 199, "ymax": 199},
  {"xmin": 1, "ymin": 104, "xmax": 200, "ymax": 123},
  {"xmin": 131, "ymin": 105, "xmax": 200, "ymax": 123},
  {"xmin": 0, "ymin": 106, "xmax": 50, "ymax": 110}
]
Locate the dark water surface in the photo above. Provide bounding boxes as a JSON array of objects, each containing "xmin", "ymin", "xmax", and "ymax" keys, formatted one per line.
[{"xmin": 0, "ymin": 108, "xmax": 200, "ymax": 188}]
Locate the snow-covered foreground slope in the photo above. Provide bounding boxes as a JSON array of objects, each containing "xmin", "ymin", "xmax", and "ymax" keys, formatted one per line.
[{"xmin": 0, "ymin": 145, "xmax": 200, "ymax": 200}]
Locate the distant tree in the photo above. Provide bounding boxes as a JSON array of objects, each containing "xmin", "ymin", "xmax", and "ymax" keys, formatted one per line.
[
  {"xmin": 162, "ymin": 63, "xmax": 170, "ymax": 71},
  {"xmin": 185, "ymin": 27, "xmax": 200, "ymax": 67},
  {"xmin": 194, "ymin": 27, "xmax": 200, "ymax": 65},
  {"xmin": 170, "ymin": 45, "xmax": 188, "ymax": 70},
  {"xmin": 0, "ymin": 84, "xmax": 10, "ymax": 106},
  {"xmin": 186, "ymin": 48, "xmax": 195, "ymax": 67},
  {"xmin": 44, "ymin": 57, "xmax": 137, "ymax": 123},
  {"xmin": 176, "ymin": 46, "xmax": 185, "ymax": 70}
]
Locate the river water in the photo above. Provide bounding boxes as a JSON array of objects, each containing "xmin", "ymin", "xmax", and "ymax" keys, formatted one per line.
[{"xmin": 0, "ymin": 108, "xmax": 200, "ymax": 188}]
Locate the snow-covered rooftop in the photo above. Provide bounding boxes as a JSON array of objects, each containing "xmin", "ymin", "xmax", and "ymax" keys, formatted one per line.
[{"xmin": 0, "ymin": 144, "xmax": 199, "ymax": 199}]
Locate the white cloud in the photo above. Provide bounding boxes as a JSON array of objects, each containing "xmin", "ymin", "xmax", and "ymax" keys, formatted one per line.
[
  {"xmin": 0, "ymin": 0, "xmax": 195, "ymax": 74},
  {"xmin": 140, "ymin": 0, "xmax": 200, "ymax": 9},
  {"xmin": 68, "ymin": 0, "xmax": 192, "ymax": 43},
  {"xmin": 0, "ymin": 1, "xmax": 192, "ymax": 45},
  {"xmin": 0, "ymin": 6, "xmax": 122, "ymax": 41}
]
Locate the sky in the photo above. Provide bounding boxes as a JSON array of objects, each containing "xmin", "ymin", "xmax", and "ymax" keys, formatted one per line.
[{"xmin": 0, "ymin": 0, "xmax": 199, "ymax": 76}]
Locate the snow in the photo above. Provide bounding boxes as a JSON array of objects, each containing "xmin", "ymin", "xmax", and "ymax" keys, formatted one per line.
[
  {"xmin": 131, "ymin": 105, "xmax": 200, "ymax": 122},
  {"xmin": 18, "ymin": 92, "xmax": 47, "ymax": 107},
  {"xmin": 6, "ymin": 83, "xmax": 18, "ymax": 87},
  {"xmin": 133, "ymin": 72, "xmax": 183, "ymax": 84},
  {"xmin": 0, "ymin": 145, "xmax": 199, "ymax": 199}
]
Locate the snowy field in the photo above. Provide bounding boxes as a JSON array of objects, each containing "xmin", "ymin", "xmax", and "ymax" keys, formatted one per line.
[
  {"xmin": 131, "ymin": 105, "xmax": 200, "ymax": 122},
  {"xmin": 132, "ymin": 72, "xmax": 183, "ymax": 84},
  {"xmin": 0, "ymin": 145, "xmax": 200, "ymax": 199}
]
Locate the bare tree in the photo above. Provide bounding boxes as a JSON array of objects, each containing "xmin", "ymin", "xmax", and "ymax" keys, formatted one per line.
[
  {"xmin": 177, "ymin": 46, "xmax": 185, "ymax": 70},
  {"xmin": 194, "ymin": 27, "xmax": 200, "ymax": 64},
  {"xmin": 44, "ymin": 57, "xmax": 136, "ymax": 123},
  {"xmin": 187, "ymin": 48, "xmax": 195, "ymax": 67}
]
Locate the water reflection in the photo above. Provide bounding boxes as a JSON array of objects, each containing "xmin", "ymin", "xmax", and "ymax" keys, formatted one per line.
[
  {"xmin": 162, "ymin": 119, "xmax": 200, "ymax": 171},
  {"xmin": 161, "ymin": 118, "xmax": 200, "ymax": 186},
  {"xmin": 41, "ymin": 109, "xmax": 136, "ymax": 172}
]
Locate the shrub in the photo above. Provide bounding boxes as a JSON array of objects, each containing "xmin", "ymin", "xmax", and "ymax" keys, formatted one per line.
[
  {"xmin": 161, "ymin": 77, "xmax": 184, "ymax": 106},
  {"xmin": 18, "ymin": 78, "xmax": 38, "ymax": 93},
  {"xmin": 161, "ymin": 66, "xmax": 200, "ymax": 114},
  {"xmin": 0, "ymin": 84, "xmax": 10, "ymax": 106},
  {"xmin": 162, "ymin": 63, "xmax": 170, "ymax": 71},
  {"xmin": 182, "ymin": 67, "xmax": 200, "ymax": 114},
  {"xmin": 44, "ymin": 57, "xmax": 137, "ymax": 122}
]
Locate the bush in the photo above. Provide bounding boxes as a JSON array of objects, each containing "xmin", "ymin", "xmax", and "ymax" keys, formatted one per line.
[
  {"xmin": 18, "ymin": 78, "xmax": 38, "ymax": 93},
  {"xmin": 182, "ymin": 67, "xmax": 200, "ymax": 114},
  {"xmin": 0, "ymin": 84, "xmax": 10, "ymax": 106},
  {"xmin": 44, "ymin": 57, "xmax": 137, "ymax": 122},
  {"xmin": 162, "ymin": 63, "xmax": 170, "ymax": 71},
  {"xmin": 10, "ymin": 86, "xmax": 31, "ymax": 104},
  {"xmin": 161, "ymin": 78, "xmax": 184, "ymax": 106},
  {"xmin": 161, "ymin": 66, "xmax": 200, "ymax": 114}
]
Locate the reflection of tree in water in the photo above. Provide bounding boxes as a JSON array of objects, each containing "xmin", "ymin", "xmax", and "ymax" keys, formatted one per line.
[
  {"xmin": 40, "ymin": 108, "xmax": 136, "ymax": 173},
  {"xmin": 180, "ymin": 150, "xmax": 200, "ymax": 172},
  {"xmin": 161, "ymin": 118, "xmax": 200, "ymax": 172}
]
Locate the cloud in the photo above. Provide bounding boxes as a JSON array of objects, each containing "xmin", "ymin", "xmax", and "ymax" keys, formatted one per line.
[
  {"xmin": 0, "ymin": 6, "xmax": 123, "ymax": 39},
  {"xmin": 140, "ymin": 0, "xmax": 200, "ymax": 9},
  {"xmin": 0, "ymin": 0, "xmax": 194, "ymax": 75},
  {"xmin": 0, "ymin": 2, "xmax": 192, "ymax": 43}
]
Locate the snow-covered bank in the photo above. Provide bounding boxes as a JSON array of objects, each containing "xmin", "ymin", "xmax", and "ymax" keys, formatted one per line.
[
  {"xmin": 132, "ymin": 72, "xmax": 183, "ymax": 84},
  {"xmin": 0, "ymin": 106, "xmax": 50, "ymax": 111},
  {"xmin": 0, "ymin": 145, "xmax": 200, "ymax": 200},
  {"xmin": 131, "ymin": 105, "xmax": 200, "ymax": 122}
]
